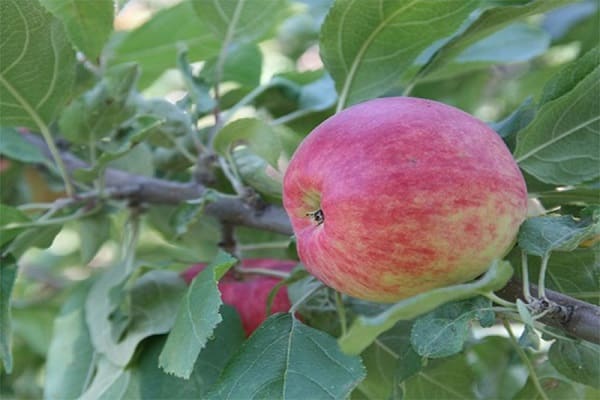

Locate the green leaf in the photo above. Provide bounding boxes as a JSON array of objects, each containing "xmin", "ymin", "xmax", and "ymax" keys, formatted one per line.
[
  {"xmin": 339, "ymin": 260, "xmax": 513, "ymax": 355},
  {"xmin": 58, "ymin": 63, "xmax": 139, "ymax": 144},
  {"xmin": 232, "ymin": 146, "xmax": 283, "ymax": 198},
  {"xmin": 320, "ymin": 0, "xmax": 479, "ymax": 109},
  {"xmin": 177, "ymin": 50, "xmax": 216, "ymax": 114},
  {"xmin": 0, "ymin": 254, "xmax": 17, "ymax": 373},
  {"xmin": 5, "ymin": 224, "xmax": 62, "ymax": 258},
  {"xmin": 0, "ymin": 204, "xmax": 31, "ymax": 247},
  {"xmin": 514, "ymin": 359, "xmax": 597, "ymax": 400},
  {"xmin": 410, "ymin": 296, "xmax": 494, "ymax": 358},
  {"xmin": 79, "ymin": 213, "xmax": 111, "ymax": 264},
  {"xmin": 122, "ymin": 307, "xmax": 245, "ymax": 399},
  {"xmin": 403, "ymin": 353, "xmax": 477, "ymax": 399},
  {"xmin": 191, "ymin": 0, "xmax": 287, "ymax": 44},
  {"xmin": 200, "ymin": 43, "xmax": 263, "ymax": 87},
  {"xmin": 518, "ymin": 215, "xmax": 599, "ymax": 256},
  {"xmin": 79, "ymin": 357, "xmax": 130, "ymax": 400},
  {"xmin": 416, "ymin": 0, "xmax": 574, "ymax": 80},
  {"xmin": 354, "ymin": 321, "xmax": 420, "ymax": 400},
  {"xmin": 489, "ymin": 97, "xmax": 536, "ymax": 151},
  {"xmin": 170, "ymin": 190, "xmax": 219, "ymax": 238},
  {"xmin": 44, "ymin": 283, "xmax": 95, "ymax": 400},
  {"xmin": 133, "ymin": 95, "xmax": 195, "ymax": 146},
  {"xmin": 466, "ymin": 336, "xmax": 529, "ymax": 400},
  {"xmin": 548, "ymin": 340, "xmax": 600, "ymax": 389},
  {"xmin": 0, "ymin": 0, "xmax": 76, "ymax": 128},
  {"xmin": 0, "ymin": 127, "xmax": 47, "ymax": 164},
  {"xmin": 158, "ymin": 251, "xmax": 237, "ymax": 379},
  {"xmin": 86, "ymin": 269, "xmax": 186, "ymax": 367},
  {"xmin": 109, "ymin": 1, "xmax": 220, "ymax": 88},
  {"xmin": 514, "ymin": 56, "xmax": 600, "ymax": 185},
  {"xmin": 213, "ymin": 118, "xmax": 282, "ymax": 167},
  {"xmin": 207, "ymin": 314, "xmax": 365, "ymax": 400},
  {"xmin": 39, "ymin": 0, "xmax": 114, "ymax": 60}
]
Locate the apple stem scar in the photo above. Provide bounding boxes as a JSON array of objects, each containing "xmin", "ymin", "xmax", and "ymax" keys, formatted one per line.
[{"xmin": 306, "ymin": 209, "xmax": 324, "ymax": 225}]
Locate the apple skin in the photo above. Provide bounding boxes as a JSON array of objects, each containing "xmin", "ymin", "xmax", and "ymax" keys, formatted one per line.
[
  {"xmin": 282, "ymin": 97, "xmax": 528, "ymax": 303},
  {"xmin": 181, "ymin": 259, "xmax": 295, "ymax": 336}
]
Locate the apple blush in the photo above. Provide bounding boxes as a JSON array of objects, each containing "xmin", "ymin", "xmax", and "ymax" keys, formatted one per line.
[{"xmin": 283, "ymin": 97, "xmax": 528, "ymax": 303}]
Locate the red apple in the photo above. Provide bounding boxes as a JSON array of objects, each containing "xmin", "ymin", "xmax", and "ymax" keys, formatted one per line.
[
  {"xmin": 181, "ymin": 259, "xmax": 295, "ymax": 336},
  {"xmin": 282, "ymin": 97, "xmax": 528, "ymax": 303}
]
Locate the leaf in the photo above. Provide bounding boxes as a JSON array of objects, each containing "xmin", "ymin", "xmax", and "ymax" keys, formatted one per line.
[
  {"xmin": 213, "ymin": 118, "xmax": 282, "ymax": 167},
  {"xmin": 0, "ymin": 204, "xmax": 30, "ymax": 247},
  {"xmin": 207, "ymin": 314, "xmax": 365, "ymax": 400},
  {"xmin": 489, "ymin": 97, "xmax": 536, "ymax": 151},
  {"xmin": 177, "ymin": 50, "xmax": 216, "ymax": 114},
  {"xmin": 79, "ymin": 213, "xmax": 111, "ymax": 264},
  {"xmin": 232, "ymin": 146, "xmax": 283, "ymax": 198},
  {"xmin": 170, "ymin": 189, "xmax": 219, "ymax": 238},
  {"xmin": 339, "ymin": 260, "xmax": 513, "ymax": 355},
  {"xmin": 548, "ymin": 339, "xmax": 600, "ymax": 388},
  {"xmin": 354, "ymin": 321, "xmax": 420, "ymax": 400},
  {"xmin": 518, "ymin": 215, "xmax": 599, "ymax": 257},
  {"xmin": 191, "ymin": 0, "xmax": 287, "ymax": 44},
  {"xmin": 0, "ymin": 127, "xmax": 47, "ymax": 164},
  {"xmin": 58, "ymin": 63, "xmax": 139, "ymax": 144},
  {"xmin": 0, "ymin": 254, "xmax": 17, "ymax": 373},
  {"xmin": 410, "ymin": 296, "xmax": 494, "ymax": 358},
  {"xmin": 514, "ymin": 58, "xmax": 600, "ymax": 185},
  {"xmin": 403, "ymin": 353, "xmax": 477, "ymax": 399},
  {"xmin": 0, "ymin": 0, "xmax": 76, "ymax": 128},
  {"xmin": 320, "ymin": 0, "xmax": 479, "ymax": 109},
  {"xmin": 514, "ymin": 359, "xmax": 597, "ymax": 400},
  {"xmin": 416, "ymin": 0, "xmax": 574, "ymax": 80},
  {"xmin": 79, "ymin": 357, "xmax": 131, "ymax": 400},
  {"xmin": 44, "ymin": 283, "xmax": 95, "ymax": 400},
  {"xmin": 466, "ymin": 336, "xmax": 529, "ymax": 400},
  {"xmin": 200, "ymin": 43, "xmax": 263, "ymax": 87},
  {"xmin": 5, "ymin": 224, "xmax": 62, "ymax": 258},
  {"xmin": 122, "ymin": 306, "xmax": 245, "ymax": 399},
  {"xmin": 109, "ymin": 1, "xmax": 221, "ymax": 88},
  {"xmin": 39, "ymin": 0, "xmax": 114, "ymax": 60},
  {"xmin": 86, "ymin": 269, "xmax": 186, "ymax": 367},
  {"xmin": 158, "ymin": 251, "xmax": 237, "ymax": 379}
]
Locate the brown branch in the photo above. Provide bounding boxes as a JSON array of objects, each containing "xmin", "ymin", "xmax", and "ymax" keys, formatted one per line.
[
  {"xmin": 496, "ymin": 279, "xmax": 600, "ymax": 344},
  {"xmin": 21, "ymin": 132, "xmax": 600, "ymax": 344}
]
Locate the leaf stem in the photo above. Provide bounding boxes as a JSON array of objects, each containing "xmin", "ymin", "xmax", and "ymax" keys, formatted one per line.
[
  {"xmin": 483, "ymin": 292, "xmax": 516, "ymax": 308},
  {"xmin": 521, "ymin": 251, "xmax": 533, "ymax": 301},
  {"xmin": 335, "ymin": 291, "xmax": 347, "ymax": 336},
  {"xmin": 538, "ymin": 254, "xmax": 550, "ymax": 299},
  {"xmin": 271, "ymin": 109, "xmax": 314, "ymax": 126},
  {"xmin": 235, "ymin": 267, "xmax": 289, "ymax": 279},
  {"xmin": 222, "ymin": 83, "xmax": 272, "ymax": 123},
  {"xmin": 502, "ymin": 319, "xmax": 549, "ymax": 400}
]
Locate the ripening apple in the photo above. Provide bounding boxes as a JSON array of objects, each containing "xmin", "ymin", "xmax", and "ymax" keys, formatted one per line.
[
  {"xmin": 181, "ymin": 259, "xmax": 295, "ymax": 336},
  {"xmin": 283, "ymin": 97, "xmax": 528, "ymax": 303}
]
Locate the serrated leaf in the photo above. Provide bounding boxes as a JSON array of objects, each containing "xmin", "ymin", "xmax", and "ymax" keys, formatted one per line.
[
  {"xmin": 403, "ymin": 353, "xmax": 477, "ymax": 399},
  {"xmin": 109, "ymin": 2, "xmax": 220, "ymax": 88},
  {"xmin": 0, "ymin": 127, "xmax": 47, "ymax": 164},
  {"xmin": 514, "ymin": 60, "xmax": 600, "ymax": 185},
  {"xmin": 158, "ymin": 251, "xmax": 237, "ymax": 379},
  {"xmin": 410, "ymin": 296, "xmax": 494, "ymax": 358},
  {"xmin": 58, "ymin": 63, "xmax": 139, "ymax": 144},
  {"xmin": 207, "ymin": 313, "xmax": 365, "ymax": 400},
  {"xmin": 191, "ymin": 0, "xmax": 287, "ymax": 45},
  {"xmin": 0, "ymin": 0, "xmax": 76, "ymax": 128},
  {"xmin": 79, "ymin": 213, "xmax": 111, "ymax": 264},
  {"xmin": 122, "ymin": 307, "xmax": 245, "ymax": 398},
  {"xmin": 416, "ymin": 0, "xmax": 574, "ymax": 80},
  {"xmin": 0, "ymin": 254, "xmax": 17, "ymax": 373},
  {"xmin": 0, "ymin": 204, "xmax": 31, "ymax": 247},
  {"xmin": 320, "ymin": 0, "xmax": 479, "ymax": 109},
  {"xmin": 44, "ymin": 283, "xmax": 95, "ymax": 400},
  {"xmin": 86, "ymin": 269, "xmax": 186, "ymax": 367},
  {"xmin": 213, "ymin": 118, "xmax": 282, "ymax": 167},
  {"xmin": 518, "ymin": 215, "xmax": 598, "ymax": 256},
  {"xmin": 354, "ymin": 321, "xmax": 420, "ymax": 400},
  {"xmin": 339, "ymin": 260, "xmax": 513, "ymax": 355},
  {"xmin": 39, "ymin": 0, "xmax": 113, "ymax": 60},
  {"xmin": 549, "ymin": 340, "xmax": 600, "ymax": 389}
]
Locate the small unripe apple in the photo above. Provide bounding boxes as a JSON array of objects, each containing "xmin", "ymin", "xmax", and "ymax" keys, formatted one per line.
[
  {"xmin": 283, "ymin": 97, "xmax": 527, "ymax": 303},
  {"xmin": 181, "ymin": 259, "xmax": 295, "ymax": 336}
]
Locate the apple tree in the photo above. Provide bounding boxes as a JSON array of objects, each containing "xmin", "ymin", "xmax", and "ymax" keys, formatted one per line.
[{"xmin": 0, "ymin": 0, "xmax": 598, "ymax": 399}]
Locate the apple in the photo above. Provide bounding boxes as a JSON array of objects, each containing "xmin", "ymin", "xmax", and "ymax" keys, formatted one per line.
[
  {"xmin": 181, "ymin": 259, "xmax": 295, "ymax": 336},
  {"xmin": 282, "ymin": 97, "xmax": 528, "ymax": 303}
]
